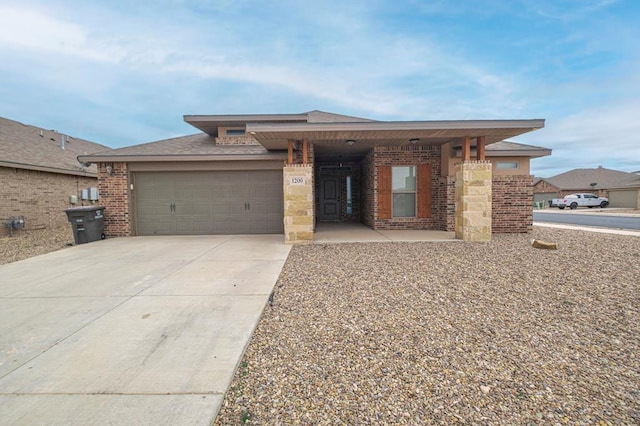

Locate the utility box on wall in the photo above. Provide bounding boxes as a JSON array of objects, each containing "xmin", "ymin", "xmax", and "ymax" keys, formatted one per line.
[{"xmin": 89, "ymin": 187, "xmax": 99, "ymax": 201}]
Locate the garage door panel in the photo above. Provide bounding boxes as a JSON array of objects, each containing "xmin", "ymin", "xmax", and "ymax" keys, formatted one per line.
[
  {"xmin": 134, "ymin": 170, "xmax": 283, "ymax": 235},
  {"xmin": 608, "ymin": 189, "xmax": 638, "ymax": 208}
]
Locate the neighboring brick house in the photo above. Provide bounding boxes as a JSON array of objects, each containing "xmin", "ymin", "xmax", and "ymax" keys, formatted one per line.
[
  {"xmin": 0, "ymin": 117, "xmax": 110, "ymax": 236},
  {"xmin": 79, "ymin": 110, "xmax": 549, "ymax": 243},
  {"xmin": 533, "ymin": 166, "xmax": 640, "ymax": 207}
]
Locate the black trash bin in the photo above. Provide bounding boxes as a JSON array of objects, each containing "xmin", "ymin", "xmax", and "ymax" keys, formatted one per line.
[{"xmin": 64, "ymin": 206, "xmax": 106, "ymax": 244}]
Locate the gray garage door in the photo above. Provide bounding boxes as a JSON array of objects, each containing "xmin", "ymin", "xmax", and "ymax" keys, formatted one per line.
[
  {"xmin": 534, "ymin": 192, "xmax": 556, "ymax": 204},
  {"xmin": 608, "ymin": 189, "xmax": 638, "ymax": 208},
  {"xmin": 134, "ymin": 170, "xmax": 283, "ymax": 235}
]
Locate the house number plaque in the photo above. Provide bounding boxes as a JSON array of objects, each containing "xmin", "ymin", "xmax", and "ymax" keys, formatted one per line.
[{"xmin": 290, "ymin": 176, "xmax": 305, "ymax": 185}]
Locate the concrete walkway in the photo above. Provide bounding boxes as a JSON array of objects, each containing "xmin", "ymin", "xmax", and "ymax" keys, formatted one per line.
[
  {"xmin": 314, "ymin": 223, "xmax": 457, "ymax": 243},
  {"xmin": 0, "ymin": 235, "xmax": 290, "ymax": 425}
]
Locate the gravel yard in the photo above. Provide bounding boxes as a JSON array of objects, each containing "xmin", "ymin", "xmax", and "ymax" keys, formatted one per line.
[
  {"xmin": 0, "ymin": 227, "xmax": 74, "ymax": 265},
  {"xmin": 216, "ymin": 228, "xmax": 639, "ymax": 424}
]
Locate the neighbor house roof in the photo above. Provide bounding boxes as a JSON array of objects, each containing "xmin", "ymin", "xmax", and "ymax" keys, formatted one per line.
[
  {"xmin": 607, "ymin": 173, "xmax": 640, "ymax": 189},
  {"xmin": 0, "ymin": 116, "xmax": 110, "ymax": 176},
  {"xmin": 78, "ymin": 133, "xmax": 286, "ymax": 163},
  {"xmin": 545, "ymin": 167, "xmax": 639, "ymax": 190}
]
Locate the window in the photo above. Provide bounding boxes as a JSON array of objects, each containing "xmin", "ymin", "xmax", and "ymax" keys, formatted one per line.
[
  {"xmin": 346, "ymin": 175, "xmax": 353, "ymax": 215},
  {"xmin": 226, "ymin": 128, "xmax": 245, "ymax": 136},
  {"xmin": 392, "ymin": 166, "xmax": 416, "ymax": 217},
  {"xmin": 496, "ymin": 161, "xmax": 519, "ymax": 170}
]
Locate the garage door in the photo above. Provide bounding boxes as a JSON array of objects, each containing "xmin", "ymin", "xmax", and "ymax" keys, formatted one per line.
[
  {"xmin": 534, "ymin": 192, "xmax": 556, "ymax": 204},
  {"xmin": 134, "ymin": 170, "xmax": 283, "ymax": 235},
  {"xmin": 608, "ymin": 189, "xmax": 639, "ymax": 208}
]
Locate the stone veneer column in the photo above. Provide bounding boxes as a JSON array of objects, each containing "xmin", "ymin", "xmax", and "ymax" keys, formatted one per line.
[
  {"xmin": 283, "ymin": 165, "xmax": 314, "ymax": 244},
  {"xmin": 455, "ymin": 161, "xmax": 492, "ymax": 241}
]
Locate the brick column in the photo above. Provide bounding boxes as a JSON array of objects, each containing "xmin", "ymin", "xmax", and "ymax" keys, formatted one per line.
[
  {"xmin": 97, "ymin": 162, "xmax": 131, "ymax": 237},
  {"xmin": 455, "ymin": 161, "xmax": 492, "ymax": 241},
  {"xmin": 283, "ymin": 165, "xmax": 314, "ymax": 244}
]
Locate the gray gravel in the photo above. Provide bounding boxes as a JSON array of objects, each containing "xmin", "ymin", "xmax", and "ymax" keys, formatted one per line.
[
  {"xmin": 0, "ymin": 227, "xmax": 74, "ymax": 265},
  {"xmin": 216, "ymin": 228, "xmax": 639, "ymax": 425}
]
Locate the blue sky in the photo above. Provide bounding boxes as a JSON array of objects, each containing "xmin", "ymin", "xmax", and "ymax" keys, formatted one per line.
[{"xmin": 0, "ymin": 0, "xmax": 638, "ymax": 177}]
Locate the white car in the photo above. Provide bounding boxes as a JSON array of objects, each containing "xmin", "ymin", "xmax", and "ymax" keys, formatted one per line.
[{"xmin": 549, "ymin": 193, "xmax": 609, "ymax": 210}]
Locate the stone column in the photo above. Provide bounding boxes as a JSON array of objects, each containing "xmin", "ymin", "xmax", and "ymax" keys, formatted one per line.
[
  {"xmin": 455, "ymin": 161, "xmax": 492, "ymax": 241},
  {"xmin": 283, "ymin": 165, "xmax": 314, "ymax": 244}
]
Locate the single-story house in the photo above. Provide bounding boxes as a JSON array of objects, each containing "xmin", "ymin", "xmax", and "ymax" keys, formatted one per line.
[
  {"xmin": 0, "ymin": 116, "xmax": 110, "ymax": 236},
  {"xmin": 79, "ymin": 110, "xmax": 549, "ymax": 243},
  {"xmin": 533, "ymin": 166, "xmax": 640, "ymax": 207}
]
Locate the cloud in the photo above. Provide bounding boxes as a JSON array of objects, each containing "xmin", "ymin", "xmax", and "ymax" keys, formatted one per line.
[
  {"xmin": 0, "ymin": 2, "xmax": 524, "ymax": 121},
  {"xmin": 520, "ymin": 97, "xmax": 640, "ymax": 175}
]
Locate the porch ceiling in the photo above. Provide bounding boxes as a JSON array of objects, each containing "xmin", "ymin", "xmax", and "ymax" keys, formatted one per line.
[{"xmin": 246, "ymin": 119, "xmax": 545, "ymax": 154}]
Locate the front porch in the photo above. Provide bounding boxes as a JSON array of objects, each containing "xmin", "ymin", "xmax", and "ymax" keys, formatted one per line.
[{"xmin": 314, "ymin": 222, "xmax": 456, "ymax": 243}]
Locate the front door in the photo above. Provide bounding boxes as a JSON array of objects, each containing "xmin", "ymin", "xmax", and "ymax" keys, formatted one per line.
[{"xmin": 319, "ymin": 176, "xmax": 340, "ymax": 221}]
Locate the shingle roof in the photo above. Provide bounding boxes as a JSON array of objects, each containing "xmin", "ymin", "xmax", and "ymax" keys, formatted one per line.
[
  {"xmin": 0, "ymin": 116, "xmax": 110, "ymax": 176},
  {"xmin": 79, "ymin": 133, "xmax": 283, "ymax": 162},
  {"xmin": 305, "ymin": 110, "xmax": 375, "ymax": 123},
  {"xmin": 485, "ymin": 140, "xmax": 551, "ymax": 158},
  {"xmin": 546, "ymin": 167, "xmax": 638, "ymax": 190}
]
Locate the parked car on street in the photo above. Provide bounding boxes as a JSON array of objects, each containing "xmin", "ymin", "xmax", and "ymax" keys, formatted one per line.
[{"xmin": 549, "ymin": 193, "xmax": 609, "ymax": 209}]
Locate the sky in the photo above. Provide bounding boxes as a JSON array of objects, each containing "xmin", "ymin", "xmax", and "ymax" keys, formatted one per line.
[{"xmin": 0, "ymin": 0, "xmax": 638, "ymax": 177}]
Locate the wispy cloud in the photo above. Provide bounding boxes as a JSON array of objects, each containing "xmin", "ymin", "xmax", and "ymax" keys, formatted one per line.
[{"xmin": 0, "ymin": 0, "xmax": 638, "ymax": 178}]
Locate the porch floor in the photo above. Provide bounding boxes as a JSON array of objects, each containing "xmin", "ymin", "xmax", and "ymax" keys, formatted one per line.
[{"xmin": 313, "ymin": 222, "xmax": 457, "ymax": 243}]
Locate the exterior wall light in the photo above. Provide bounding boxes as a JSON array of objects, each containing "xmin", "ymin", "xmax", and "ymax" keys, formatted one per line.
[
  {"xmin": 410, "ymin": 138, "xmax": 419, "ymax": 144},
  {"xmin": 346, "ymin": 140, "xmax": 355, "ymax": 146}
]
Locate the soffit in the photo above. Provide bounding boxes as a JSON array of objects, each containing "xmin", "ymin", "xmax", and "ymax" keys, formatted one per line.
[{"xmin": 248, "ymin": 119, "xmax": 545, "ymax": 154}]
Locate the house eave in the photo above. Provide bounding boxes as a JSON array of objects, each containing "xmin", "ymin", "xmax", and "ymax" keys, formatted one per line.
[
  {"xmin": 77, "ymin": 153, "xmax": 288, "ymax": 163},
  {"xmin": 247, "ymin": 119, "xmax": 546, "ymax": 150},
  {"xmin": 0, "ymin": 161, "xmax": 96, "ymax": 177}
]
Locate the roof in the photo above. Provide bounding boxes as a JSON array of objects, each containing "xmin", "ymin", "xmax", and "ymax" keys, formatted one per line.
[
  {"xmin": 248, "ymin": 119, "xmax": 545, "ymax": 153},
  {"xmin": 0, "ymin": 116, "xmax": 110, "ymax": 176},
  {"xmin": 607, "ymin": 174, "xmax": 640, "ymax": 189},
  {"xmin": 485, "ymin": 140, "xmax": 551, "ymax": 158},
  {"xmin": 545, "ymin": 167, "xmax": 639, "ymax": 190},
  {"xmin": 183, "ymin": 109, "xmax": 373, "ymax": 136},
  {"xmin": 81, "ymin": 110, "xmax": 547, "ymax": 161},
  {"xmin": 78, "ymin": 133, "xmax": 286, "ymax": 163}
]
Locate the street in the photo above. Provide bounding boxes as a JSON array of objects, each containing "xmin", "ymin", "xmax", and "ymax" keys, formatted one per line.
[{"xmin": 533, "ymin": 211, "xmax": 640, "ymax": 230}]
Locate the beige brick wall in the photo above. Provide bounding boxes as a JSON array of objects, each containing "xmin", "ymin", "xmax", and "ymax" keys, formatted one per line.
[
  {"xmin": 455, "ymin": 161, "xmax": 492, "ymax": 241},
  {"xmin": 215, "ymin": 136, "xmax": 261, "ymax": 146},
  {"xmin": 1, "ymin": 166, "xmax": 97, "ymax": 236},
  {"xmin": 283, "ymin": 165, "xmax": 314, "ymax": 244}
]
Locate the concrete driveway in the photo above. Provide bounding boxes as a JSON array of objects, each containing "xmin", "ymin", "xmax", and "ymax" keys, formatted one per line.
[{"xmin": 0, "ymin": 235, "xmax": 290, "ymax": 425}]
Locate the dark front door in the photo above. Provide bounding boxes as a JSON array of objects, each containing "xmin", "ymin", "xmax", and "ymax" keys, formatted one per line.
[{"xmin": 319, "ymin": 176, "xmax": 340, "ymax": 221}]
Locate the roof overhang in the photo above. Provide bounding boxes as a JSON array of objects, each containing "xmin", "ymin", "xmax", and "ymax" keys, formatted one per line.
[
  {"xmin": 0, "ymin": 160, "xmax": 96, "ymax": 177},
  {"xmin": 482, "ymin": 148, "xmax": 552, "ymax": 158},
  {"xmin": 184, "ymin": 114, "xmax": 307, "ymax": 136},
  {"xmin": 246, "ymin": 119, "xmax": 545, "ymax": 154},
  {"xmin": 77, "ymin": 153, "xmax": 287, "ymax": 163}
]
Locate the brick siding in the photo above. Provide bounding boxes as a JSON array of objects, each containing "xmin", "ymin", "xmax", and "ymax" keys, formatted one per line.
[
  {"xmin": 1, "ymin": 166, "xmax": 97, "ymax": 236},
  {"xmin": 492, "ymin": 175, "xmax": 533, "ymax": 233},
  {"xmin": 366, "ymin": 145, "xmax": 447, "ymax": 230},
  {"xmin": 97, "ymin": 163, "xmax": 131, "ymax": 237}
]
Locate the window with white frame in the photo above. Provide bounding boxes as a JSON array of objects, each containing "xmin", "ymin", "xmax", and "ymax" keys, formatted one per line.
[
  {"xmin": 496, "ymin": 161, "xmax": 519, "ymax": 170},
  {"xmin": 392, "ymin": 166, "xmax": 416, "ymax": 217}
]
